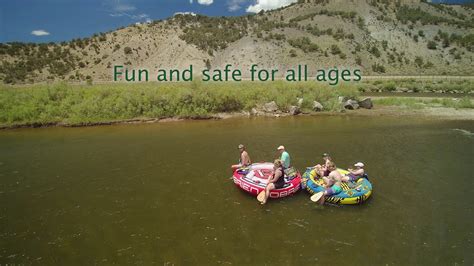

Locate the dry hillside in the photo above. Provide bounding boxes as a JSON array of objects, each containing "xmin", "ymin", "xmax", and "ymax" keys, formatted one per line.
[{"xmin": 0, "ymin": 0, "xmax": 473, "ymax": 84}]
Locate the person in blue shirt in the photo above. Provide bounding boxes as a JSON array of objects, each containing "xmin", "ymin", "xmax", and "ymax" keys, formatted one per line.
[{"xmin": 277, "ymin": 145, "xmax": 290, "ymax": 169}]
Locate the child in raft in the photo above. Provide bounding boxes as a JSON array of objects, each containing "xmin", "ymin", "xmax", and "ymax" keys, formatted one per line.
[
  {"xmin": 313, "ymin": 153, "xmax": 332, "ymax": 177},
  {"xmin": 314, "ymin": 161, "xmax": 343, "ymax": 205},
  {"xmin": 231, "ymin": 144, "xmax": 252, "ymax": 170}
]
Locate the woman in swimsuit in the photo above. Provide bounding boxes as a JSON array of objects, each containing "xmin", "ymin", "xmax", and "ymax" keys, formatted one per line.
[{"xmin": 261, "ymin": 159, "xmax": 285, "ymax": 205}]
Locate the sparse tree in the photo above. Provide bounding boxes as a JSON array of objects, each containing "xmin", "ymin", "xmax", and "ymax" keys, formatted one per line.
[
  {"xmin": 124, "ymin": 47, "xmax": 132, "ymax": 55},
  {"xmin": 427, "ymin": 40, "xmax": 437, "ymax": 50}
]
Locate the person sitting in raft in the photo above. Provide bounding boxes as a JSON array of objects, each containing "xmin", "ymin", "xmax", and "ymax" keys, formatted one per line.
[
  {"xmin": 313, "ymin": 153, "xmax": 332, "ymax": 177},
  {"xmin": 316, "ymin": 161, "xmax": 343, "ymax": 205},
  {"xmin": 261, "ymin": 159, "xmax": 286, "ymax": 205},
  {"xmin": 277, "ymin": 145, "xmax": 291, "ymax": 169},
  {"xmin": 231, "ymin": 144, "xmax": 252, "ymax": 170},
  {"xmin": 342, "ymin": 162, "xmax": 365, "ymax": 182}
]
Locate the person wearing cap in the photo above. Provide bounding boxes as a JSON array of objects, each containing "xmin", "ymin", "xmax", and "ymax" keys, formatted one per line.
[
  {"xmin": 231, "ymin": 144, "xmax": 252, "ymax": 170},
  {"xmin": 277, "ymin": 145, "xmax": 291, "ymax": 169},
  {"xmin": 342, "ymin": 162, "xmax": 365, "ymax": 182}
]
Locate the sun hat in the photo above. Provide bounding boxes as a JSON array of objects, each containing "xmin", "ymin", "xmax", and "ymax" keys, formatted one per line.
[
  {"xmin": 322, "ymin": 153, "xmax": 330, "ymax": 157},
  {"xmin": 277, "ymin": 145, "xmax": 285, "ymax": 150},
  {"xmin": 354, "ymin": 162, "xmax": 365, "ymax": 167},
  {"xmin": 238, "ymin": 144, "xmax": 244, "ymax": 149}
]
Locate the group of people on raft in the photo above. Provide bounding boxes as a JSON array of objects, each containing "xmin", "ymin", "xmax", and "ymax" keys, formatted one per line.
[{"xmin": 232, "ymin": 144, "xmax": 366, "ymax": 205}]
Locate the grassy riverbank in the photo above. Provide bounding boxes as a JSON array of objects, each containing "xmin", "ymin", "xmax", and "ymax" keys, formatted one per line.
[
  {"xmin": 373, "ymin": 96, "xmax": 473, "ymax": 109},
  {"xmin": 1, "ymin": 80, "xmax": 473, "ymax": 128},
  {"xmin": 360, "ymin": 78, "xmax": 474, "ymax": 93},
  {"xmin": 0, "ymin": 81, "xmax": 359, "ymax": 127}
]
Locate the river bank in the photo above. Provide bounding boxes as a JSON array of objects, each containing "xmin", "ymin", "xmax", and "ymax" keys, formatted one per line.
[
  {"xmin": 1, "ymin": 105, "xmax": 473, "ymax": 130},
  {"xmin": 0, "ymin": 81, "xmax": 473, "ymax": 129}
]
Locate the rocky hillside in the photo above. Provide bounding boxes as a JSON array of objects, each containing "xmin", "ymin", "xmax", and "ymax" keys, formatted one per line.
[{"xmin": 1, "ymin": 0, "xmax": 473, "ymax": 84}]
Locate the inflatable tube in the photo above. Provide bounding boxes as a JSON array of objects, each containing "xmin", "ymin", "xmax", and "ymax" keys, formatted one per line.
[
  {"xmin": 301, "ymin": 168, "xmax": 372, "ymax": 205},
  {"xmin": 232, "ymin": 162, "xmax": 301, "ymax": 198}
]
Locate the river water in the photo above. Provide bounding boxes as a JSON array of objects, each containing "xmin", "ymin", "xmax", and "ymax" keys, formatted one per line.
[{"xmin": 0, "ymin": 116, "xmax": 473, "ymax": 265}]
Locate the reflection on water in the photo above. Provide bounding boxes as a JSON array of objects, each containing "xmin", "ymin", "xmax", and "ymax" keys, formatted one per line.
[
  {"xmin": 0, "ymin": 116, "xmax": 473, "ymax": 265},
  {"xmin": 452, "ymin": 128, "xmax": 474, "ymax": 137}
]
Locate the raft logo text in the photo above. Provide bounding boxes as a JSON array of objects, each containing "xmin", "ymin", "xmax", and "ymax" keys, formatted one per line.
[{"xmin": 113, "ymin": 64, "xmax": 362, "ymax": 86}]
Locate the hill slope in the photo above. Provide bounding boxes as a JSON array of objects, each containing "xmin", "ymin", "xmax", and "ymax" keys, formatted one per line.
[{"xmin": 1, "ymin": 0, "xmax": 473, "ymax": 84}]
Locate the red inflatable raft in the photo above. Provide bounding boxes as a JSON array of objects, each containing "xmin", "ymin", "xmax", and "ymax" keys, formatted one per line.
[{"xmin": 232, "ymin": 162, "xmax": 301, "ymax": 198}]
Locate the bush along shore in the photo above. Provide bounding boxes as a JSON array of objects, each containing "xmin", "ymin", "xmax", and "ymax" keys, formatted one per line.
[
  {"xmin": 0, "ymin": 81, "xmax": 365, "ymax": 128},
  {"xmin": 0, "ymin": 81, "xmax": 472, "ymax": 129},
  {"xmin": 360, "ymin": 78, "xmax": 474, "ymax": 94}
]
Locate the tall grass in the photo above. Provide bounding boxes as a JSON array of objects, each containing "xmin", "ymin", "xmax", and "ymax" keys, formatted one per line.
[
  {"xmin": 373, "ymin": 97, "xmax": 474, "ymax": 109},
  {"xmin": 0, "ymin": 81, "xmax": 359, "ymax": 127},
  {"xmin": 360, "ymin": 79, "xmax": 474, "ymax": 94}
]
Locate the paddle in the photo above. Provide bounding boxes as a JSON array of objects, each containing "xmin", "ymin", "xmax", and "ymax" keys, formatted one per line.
[
  {"xmin": 310, "ymin": 192, "xmax": 324, "ymax": 203},
  {"xmin": 257, "ymin": 190, "xmax": 265, "ymax": 203}
]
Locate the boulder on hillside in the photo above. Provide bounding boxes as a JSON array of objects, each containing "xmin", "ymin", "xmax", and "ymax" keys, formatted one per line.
[
  {"xmin": 289, "ymin": 105, "xmax": 300, "ymax": 115},
  {"xmin": 396, "ymin": 87, "xmax": 409, "ymax": 93},
  {"xmin": 263, "ymin": 101, "xmax": 278, "ymax": 112},
  {"xmin": 313, "ymin": 101, "xmax": 323, "ymax": 111},
  {"xmin": 358, "ymin": 98, "xmax": 373, "ymax": 109},
  {"xmin": 251, "ymin": 108, "xmax": 260, "ymax": 116},
  {"xmin": 343, "ymin": 99, "xmax": 359, "ymax": 110}
]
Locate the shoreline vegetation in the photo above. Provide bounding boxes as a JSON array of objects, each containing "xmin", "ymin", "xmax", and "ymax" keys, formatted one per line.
[{"xmin": 0, "ymin": 80, "xmax": 473, "ymax": 129}]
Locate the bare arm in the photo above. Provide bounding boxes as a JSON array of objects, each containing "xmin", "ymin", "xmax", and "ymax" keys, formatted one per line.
[
  {"xmin": 322, "ymin": 176, "xmax": 334, "ymax": 187},
  {"xmin": 349, "ymin": 168, "xmax": 364, "ymax": 176}
]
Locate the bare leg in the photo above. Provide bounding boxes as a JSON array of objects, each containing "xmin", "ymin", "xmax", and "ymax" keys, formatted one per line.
[
  {"xmin": 231, "ymin": 164, "xmax": 242, "ymax": 171},
  {"xmin": 341, "ymin": 175, "xmax": 350, "ymax": 182},
  {"xmin": 262, "ymin": 183, "xmax": 275, "ymax": 205},
  {"xmin": 319, "ymin": 192, "xmax": 327, "ymax": 205}
]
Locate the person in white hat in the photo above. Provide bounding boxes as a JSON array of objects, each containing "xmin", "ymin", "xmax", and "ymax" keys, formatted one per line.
[
  {"xmin": 277, "ymin": 145, "xmax": 291, "ymax": 169},
  {"xmin": 231, "ymin": 144, "xmax": 252, "ymax": 170},
  {"xmin": 342, "ymin": 162, "xmax": 365, "ymax": 182}
]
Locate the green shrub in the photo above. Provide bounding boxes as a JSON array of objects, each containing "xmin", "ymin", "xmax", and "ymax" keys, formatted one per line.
[
  {"xmin": 369, "ymin": 46, "xmax": 381, "ymax": 57},
  {"xmin": 289, "ymin": 49, "xmax": 297, "ymax": 57},
  {"xmin": 427, "ymin": 40, "xmax": 437, "ymax": 50},
  {"xmin": 178, "ymin": 15, "xmax": 248, "ymax": 52},
  {"xmin": 414, "ymin": 56, "xmax": 424, "ymax": 67},
  {"xmin": 372, "ymin": 63, "xmax": 386, "ymax": 73},
  {"xmin": 0, "ymin": 82, "xmax": 360, "ymax": 126},
  {"xmin": 396, "ymin": 6, "xmax": 472, "ymax": 28},
  {"xmin": 124, "ymin": 47, "xmax": 132, "ymax": 55},
  {"xmin": 330, "ymin": 44, "xmax": 341, "ymax": 55},
  {"xmin": 288, "ymin": 37, "xmax": 319, "ymax": 53}
]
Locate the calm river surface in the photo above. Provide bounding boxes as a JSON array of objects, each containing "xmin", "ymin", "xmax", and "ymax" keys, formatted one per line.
[{"xmin": 0, "ymin": 116, "xmax": 473, "ymax": 265}]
